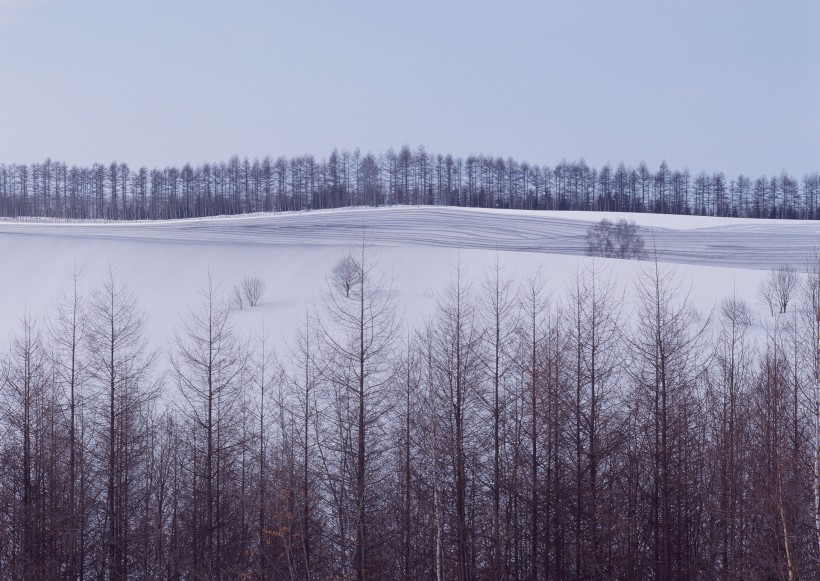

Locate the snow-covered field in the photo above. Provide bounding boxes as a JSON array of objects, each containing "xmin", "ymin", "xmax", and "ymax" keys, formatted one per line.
[{"xmin": 0, "ymin": 206, "xmax": 812, "ymax": 349}]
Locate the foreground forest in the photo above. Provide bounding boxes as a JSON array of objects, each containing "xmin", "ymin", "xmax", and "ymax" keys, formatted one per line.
[
  {"xmin": 3, "ymin": 243, "xmax": 820, "ymax": 581},
  {"xmin": 1, "ymin": 149, "xmax": 819, "ymax": 221}
]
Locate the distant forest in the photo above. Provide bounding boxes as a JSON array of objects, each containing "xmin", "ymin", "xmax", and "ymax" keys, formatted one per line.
[{"xmin": 1, "ymin": 147, "xmax": 818, "ymax": 220}]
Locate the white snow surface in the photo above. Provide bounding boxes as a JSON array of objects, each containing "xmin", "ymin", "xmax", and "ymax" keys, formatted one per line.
[{"xmin": 0, "ymin": 206, "xmax": 812, "ymax": 352}]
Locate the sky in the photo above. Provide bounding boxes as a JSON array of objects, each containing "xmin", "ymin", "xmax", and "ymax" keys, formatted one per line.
[{"xmin": 0, "ymin": 0, "xmax": 818, "ymax": 177}]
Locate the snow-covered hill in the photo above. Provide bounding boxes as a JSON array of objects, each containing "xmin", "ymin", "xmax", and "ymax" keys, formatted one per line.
[
  {"xmin": 0, "ymin": 206, "xmax": 807, "ymax": 349},
  {"xmin": 3, "ymin": 206, "xmax": 819, "ymax": 267}
]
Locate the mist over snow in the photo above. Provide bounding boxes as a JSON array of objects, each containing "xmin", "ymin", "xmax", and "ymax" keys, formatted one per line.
[{"xmin": 0, "ymin": 206, "xmax": 805, "ymax": 352}]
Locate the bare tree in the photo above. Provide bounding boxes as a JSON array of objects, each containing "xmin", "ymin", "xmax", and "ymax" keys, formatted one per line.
[
  {"xmin": 427, "ymin": 260, "xmax": 485, "ymax": 581},
  {"xmin": 759, "ymin": 264, "xmax": 800, "ymax": 315},
  {"xmin": 253, "ymin": 328, "xmax": 272, "ymax": 580},
  {"xmin": 627, "ymin": 256, "xmax": 709, "ymax": 579},
  {"xmin": 707, "ymin": 292, "xmax": 756, "ymax": 577},
  {"xmin": 49, "ymin": 265, "xmax": 88, "ymax": 578},
  {"xmin": 316, "ymin": 242, "xmax": 398, "ymax": 581},
  {"xmin": 285, "ymin": 311, "xmax": 323, "ymax": 580},
  {"xmin": 242, "ymin": 275, "xmax": 266, "ymax": 307},
  {"xmin": 747, "ymin": 321, "xmax": 801, "ymax": 579},
  {"xmin": 563, "ymin": 261, "xmax": 624, "ymax": 579},
  {"xmin": 516, "ymin": 270, "xmax": 552, "ymax": 580},
  {"xmin": 393, "ymin": 335, "xmax": 425, "ymax": 581},
  {"xmin": 86, "ymin": 267, "xmax": 157, "ymax": 581},
  {"xmin": 332, "ymin": 252, "xmax": 362, "ymax": 299},
  {"xmin": 2, "ymin": 314, "xmax": 56, "ymax": 578},
  {"xmin": 170, "ymin": 277, "xmax": 248, "ymax": 578},
  {"xmin": 481, "ymin": 254, "xmax": 517, "ymax": 579},
  {"xmin": 804, "ymin": 248, "xmax": 820, "ymax": 557},
  {"xmin": 614, "ymin": 219, "xmax": 647, "ymax": 259},
  {"xmin": 585, "ymin": 218, "xmax": 646, "ymax": 259},
  {"xmin": 231, "ymin": 284, "xmax": 244, "ymax": 311}
]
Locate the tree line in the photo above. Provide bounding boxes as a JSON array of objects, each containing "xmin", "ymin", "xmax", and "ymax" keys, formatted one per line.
[
  {"xmin": 1, "ymin": 149, "xmax": 819, "ymax": 220},
  {"xmin": 4, "ymin": 249, "xmax": 820, "ymax": 580}
]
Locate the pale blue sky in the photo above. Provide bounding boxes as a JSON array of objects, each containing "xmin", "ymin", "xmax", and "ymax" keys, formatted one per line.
[{"xmin": 0, "ymin": 0, "xmax": 817, "ymax": 177}]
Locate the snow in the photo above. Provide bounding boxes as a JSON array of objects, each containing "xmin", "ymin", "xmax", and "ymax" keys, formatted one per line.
[{"xmin": 0, "ymin": 206, "xmax": 806, "ymax": 353}]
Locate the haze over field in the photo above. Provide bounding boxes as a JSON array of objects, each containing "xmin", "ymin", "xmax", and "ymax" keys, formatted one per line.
[{"xmin": 0, "ymin": 206, "xmax": 798, "ymax": 347}]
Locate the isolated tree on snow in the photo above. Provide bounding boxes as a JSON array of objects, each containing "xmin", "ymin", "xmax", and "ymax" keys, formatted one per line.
[
  {"xmin": 585, "ymin": 218, "xmax": 646, "ymax": 259},
  {"xmin": 759, "ymin": 264, "xmax": 800, "ymax": 315}
]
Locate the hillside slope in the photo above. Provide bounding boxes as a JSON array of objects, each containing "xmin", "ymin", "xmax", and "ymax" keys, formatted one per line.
[{"xmin": 0, "ymin": 207, "xmax": 800, "ymax": 348}]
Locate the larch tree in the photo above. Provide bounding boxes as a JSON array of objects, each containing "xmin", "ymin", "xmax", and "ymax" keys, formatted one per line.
[
  {"xmin": 86, "ymin": 267, "xmax": 157, "ymax": 581},
  {"xmin": 562, "ymin": 261, "xmax": 624, "ymax": 579},
  {"xmin": 805, "ymin": 249, "xmax": 820, "ymax": 555},
  {"xmin": 480, "ymin": 254, "xmax": 517, "ymax": 579},
  {"xmin": 49, "ymin": 265, "xmax": 89, "ymax": 579},
  {"xmin": 627, "ymin": 256, "xmax": 709, "ymax": 580},
  {"xmin": 428, "ymin": 260, "xmax": 485, "ymax": 581},
  {"xmin": 515, "ymin": 270, "xmax": 551, "ymax": 580},
  {"xmin": 285, "ymin": 310, "xmax": 324, "ymax": 580},
  {"xmin": 170, "ymin": 277, "xmax": 248, "ymax": 579},
  {"xmin": 707, "ymin": 292, "xmax": 756, "ymax": 577},
  {"xmin": 2, "ymin": 314, "xmax": 57, "ymax": 578},
  {"xmin": 316, "ymin": 244, "xmax": 398, "ymax": 580}
]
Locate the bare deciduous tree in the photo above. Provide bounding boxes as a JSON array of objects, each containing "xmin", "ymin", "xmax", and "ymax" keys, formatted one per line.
[
  {"xmin": 804, "ymin": 248, "xmax": 820, "ymax": 556},
  {"xmin": 481, "ymin": 255, "xmax": 516, "ymax": 579},
  {"xmin": 242, "ymin": 275, "xmax": 266, "ymax": 307},
  {"xmin": 171, "ymin": 277, "xmax": 248, "ymax": 578},
  {"xmin": 331, "ymin": 252, "xmax": 362, "ymax": 298},
  {"xmin": 708, "ymin": 292, "xmax": 756, "ymax": 577},
  {"xmin": 86, "ymin": 267, "xmax": 157, "ymax": 581},
  {"xmin": 316, "ymin": 243, "xmax": 398, "ymax": 581},
  {"xmin": 585, "ymin": 218, "xmax": 646, "ymax": 259},
  {"xmin": 284, "ymin": 311, "xmax": 322, "ymax": 580},
  {"xmin": 628, "ymin": 257, "xmax": 709, "ymax": 579},
  {"xmin": 516, "ymin": 270, "xmax": 552, "ymax": 581},
  {"xmin": 563, "ymin": 262, "xmax": 624, "ymax": 578},
  {"xmin": 427, "ymin": 260, "xmax": 485, "ymax": 581},
  {"xmin": 759, "ymin": 264, "xmax": 800, "ymax": 315},
  {"xmin": 3, "ymin": 314, "xmax": 55, "ymax": 578},
  {"xmin": 231, "ymin": 284, "xmax": 244, "ymax": 311},
  {"xmin": 49, "ymin": 265, "xmax": 88, "ymax": 579}
]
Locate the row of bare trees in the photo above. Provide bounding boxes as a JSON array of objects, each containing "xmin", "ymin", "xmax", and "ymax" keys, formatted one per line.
[
  {"xmin": 1, "ymin": 151, "xmax": 818, "ymax": 220},
  {"xmin": 4, "ymin": 253, "xmax": 820, "ymax": 579}
]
